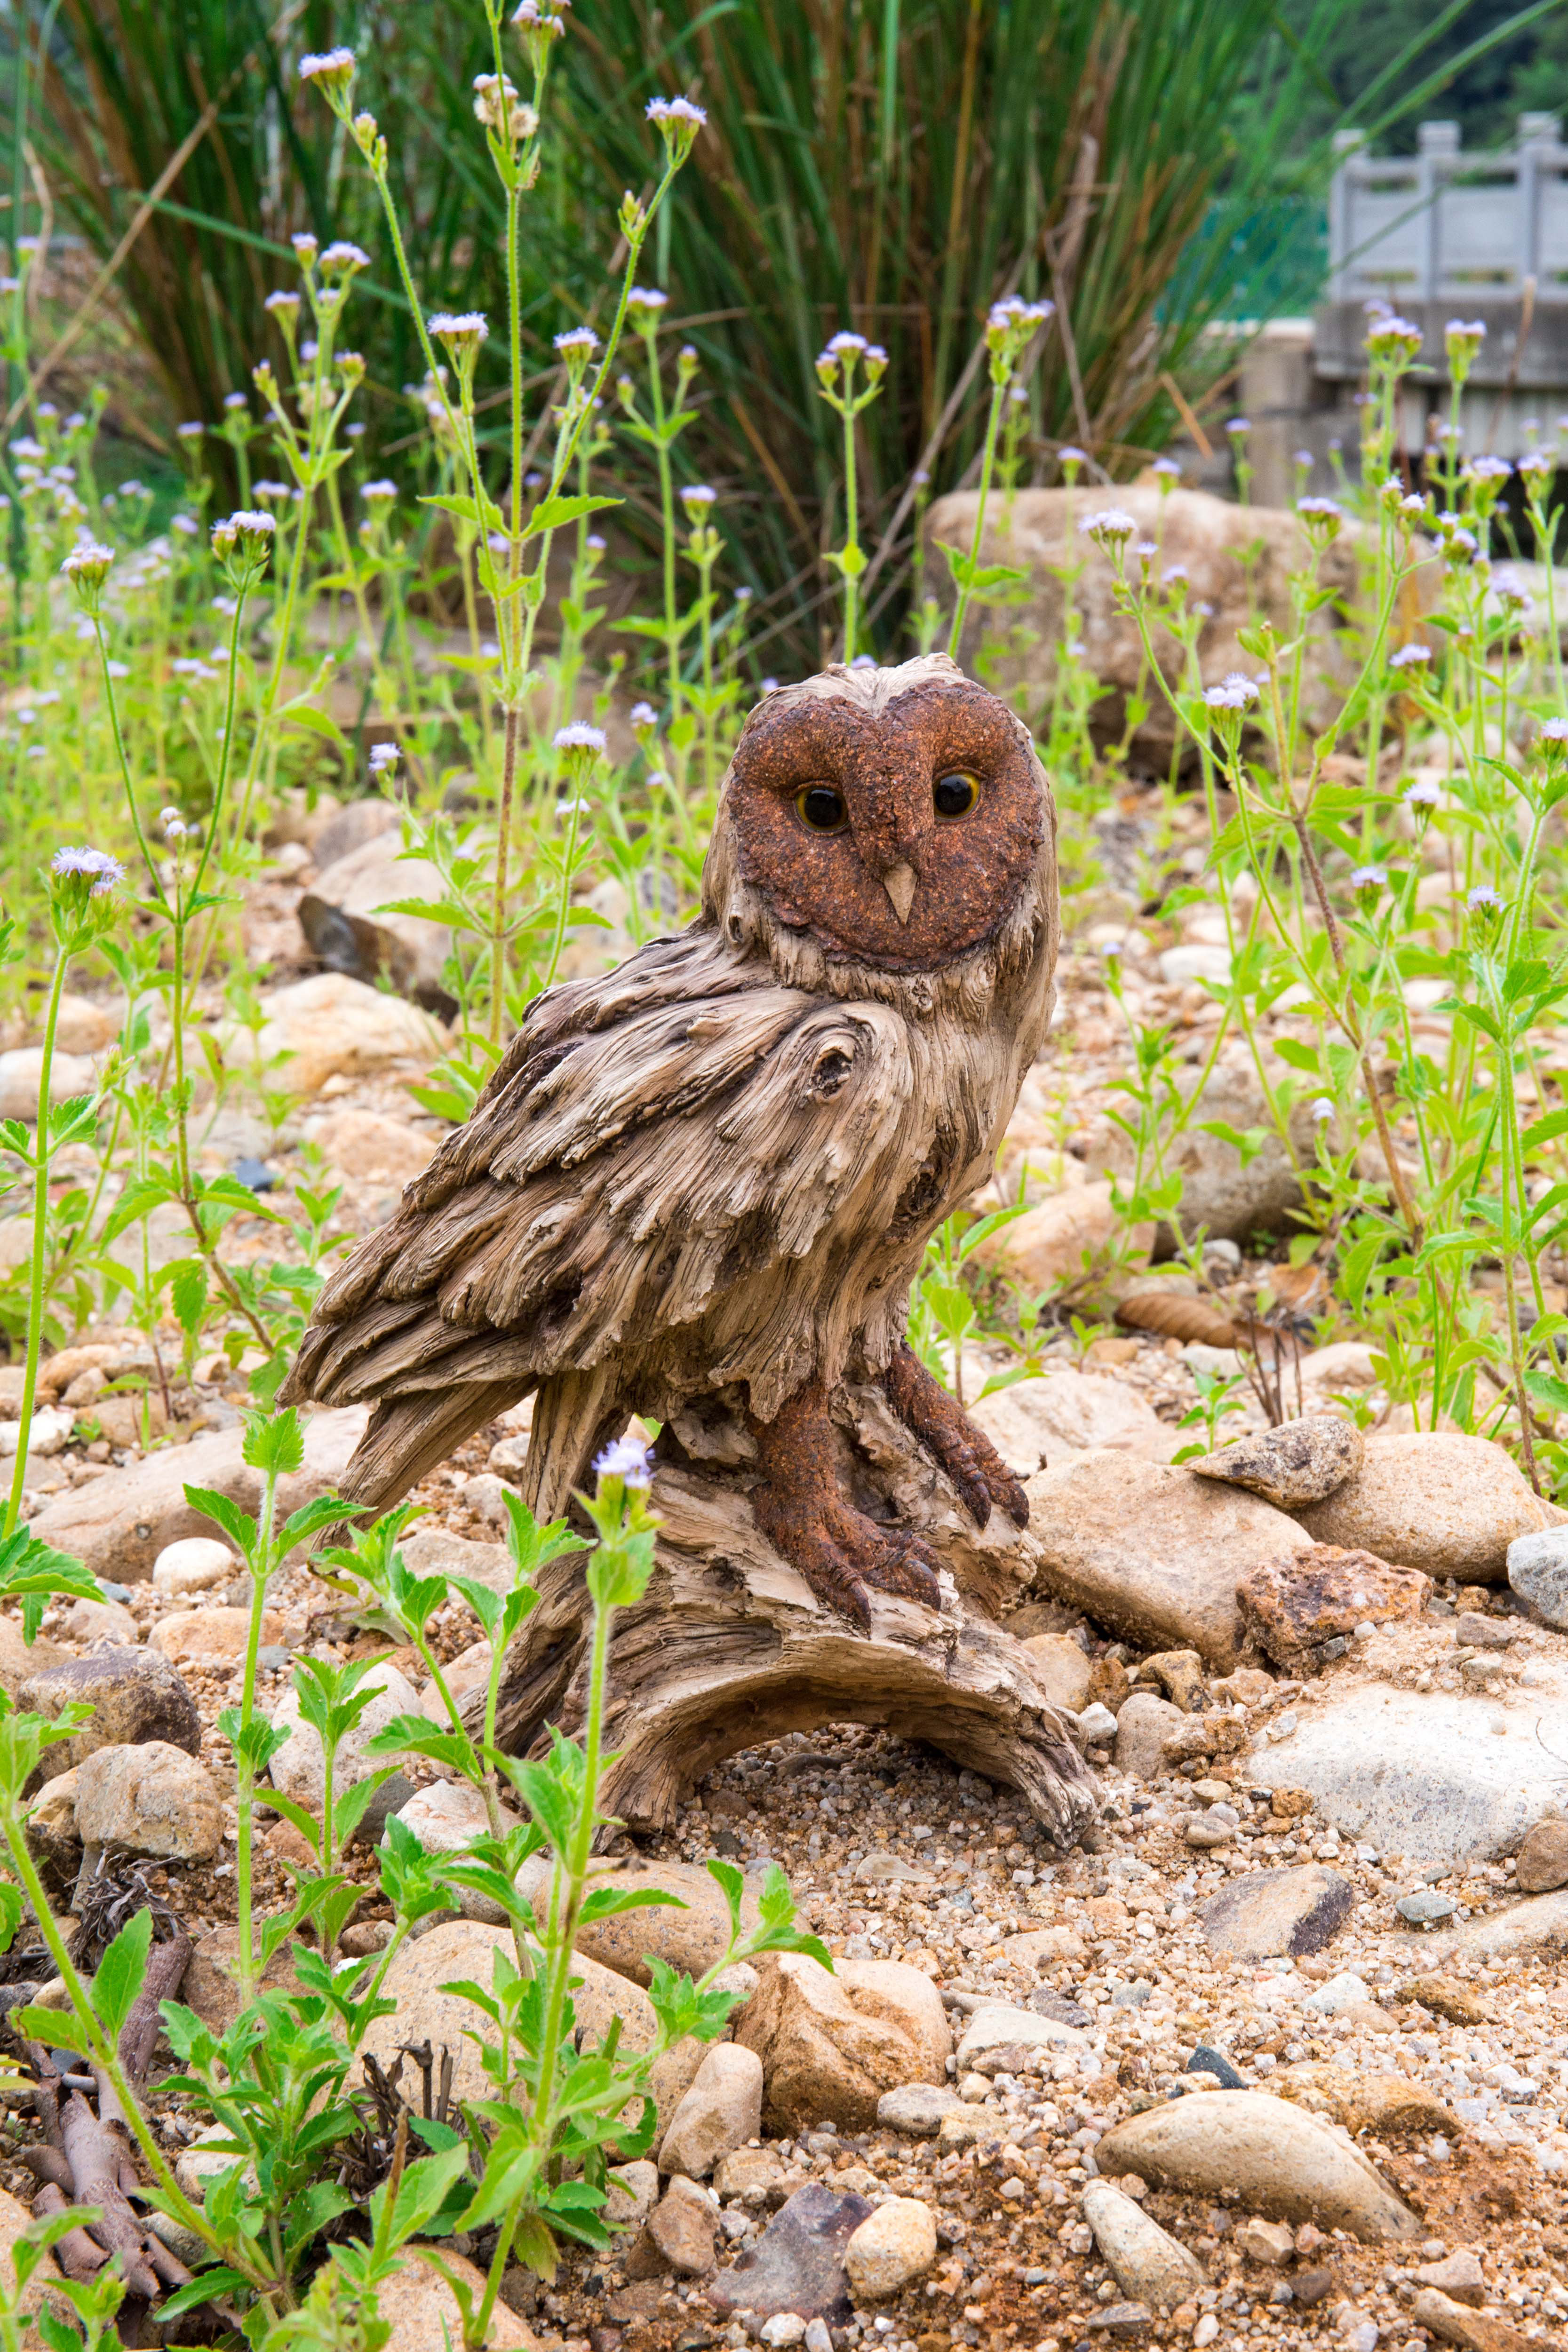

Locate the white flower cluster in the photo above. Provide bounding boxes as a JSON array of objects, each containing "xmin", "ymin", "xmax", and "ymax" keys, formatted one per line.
[
  {"xmin": 1077, "ymin": 507, "xmax": 1136, "ymax": 544},
  {"xmin": 298, "ymin": 46, "xmax": 355, "ymax": 85},
  {"xmin": 1203, "ymin": 672, "xmax": 1260, "ymax": 713}
]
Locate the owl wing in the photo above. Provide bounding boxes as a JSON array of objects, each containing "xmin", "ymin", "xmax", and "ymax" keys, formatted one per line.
[{"xmin": 283, "ymin": 926, "xmax": 919, "ymax": 1422}]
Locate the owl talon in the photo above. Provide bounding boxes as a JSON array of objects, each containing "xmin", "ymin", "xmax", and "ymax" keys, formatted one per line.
[
  {"xmin": 883, "ymin": 1342, "xmax": 1030, "ymax": 1529},
  {"xmin": 748, "ymin": 1378, "xmax": 944, "ymax": 1632}
]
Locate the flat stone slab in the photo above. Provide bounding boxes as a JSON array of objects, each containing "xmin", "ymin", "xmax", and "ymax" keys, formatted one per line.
[
  {"xmin": 1245, "ymin": 1680, "xmax": 1568, "ymax": 1873},
  {"xmin": 1415, "ymin": 1889, "xmax": 1568, "ymax": 1967}
]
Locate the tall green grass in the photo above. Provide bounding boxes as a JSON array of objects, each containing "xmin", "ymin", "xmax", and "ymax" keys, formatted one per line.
[{"xmin": 10, "ymin": 0, "xmax": 1549, "ymax": 656}]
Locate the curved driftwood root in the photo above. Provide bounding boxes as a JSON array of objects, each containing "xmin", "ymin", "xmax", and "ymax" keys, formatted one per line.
[{"xmin": 478, "ymin": 1392, "xmax": 1100, "ymax": 1851}]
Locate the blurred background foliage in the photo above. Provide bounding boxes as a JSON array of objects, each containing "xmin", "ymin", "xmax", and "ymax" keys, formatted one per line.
[{"xmin": 6, "ymin": 0, "xmax": 1564, "ymax": 661}]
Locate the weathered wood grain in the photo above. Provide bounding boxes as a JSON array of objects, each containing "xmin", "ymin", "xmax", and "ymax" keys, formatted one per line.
[{"xmin": 474, "ymin": 1386, "xmax": 1101, "ymax": 1853}]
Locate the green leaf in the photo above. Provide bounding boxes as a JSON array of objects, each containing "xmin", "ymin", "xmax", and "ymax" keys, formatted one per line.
[
  {"xmin": 243, "ymin": 1407, "xmax": 304, "ymax": 1479},
  {"xmin": 1523, "ymin": 1107, "xmax": 1568, "ymax": 1153},
  {"xmin": 525, "ymin": 491, "xmax": 621, "ymax": 538},
  {"xmin": 280, "ymin": 704, "xmax": 349, "ymax": 750},
  {"xmin": 183, "ymin": 1485, "xmax": 255, "ymax": 1557},
  {"xmin": 263, "ymin": 1790, "xmax": 324, "ymax": 1857},
  {"xmin": 421, "ymin": 490, "xmax": 507, "ymax": 534},
  {"xmin": 1524, "ymin": 1367, "xmax": 1568, "ymax": 1416},
  {"xmin": 706, "ymin": 1856, "xmax": 745, "ymax": 1939},
  {"xmin": 506, "ymin": 1756, "xmax": 576, "ymax": 1852},
  {"xmin": 11, "ymin": 2003, "xmax": 92, "ymax": 2054},
  {"xmin": 277, "ymin": 1494, "xmax": 350, "ymax": 1550},
  {"xmin": 90, "ymin": 1904, "xmax": 151, "ymax": 2038},
  {"xmin": 1449, "ymin": 1001, "xmax": 1504, "ymax": 1045},
  {"xmin": 334, "ymin": 1768, "xmax": 399, "ymax": 1847},
  {"xmin": 101, "ymin": 1174, "xmax": 178, "ymax": 1246},
  {"xmin": 378, "ymin": 2144, "xmax": 475, "ymax": 2254},
  {"xmin": 0, "ymin": 1528, "xmax": 102, "ymax": 1640},
  {"xmin": 150, "ymin": 2267, "xmax": 255, "ymax": 2321},
  {"xmin": 577, "ymin": 1886, "xmax": 686, "ymax": 1926}
]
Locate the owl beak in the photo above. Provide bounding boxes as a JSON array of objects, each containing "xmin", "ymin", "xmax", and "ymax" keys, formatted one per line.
[{"xmin": 881, "ymin": 861, "xmax": 917, "ymax": 924}]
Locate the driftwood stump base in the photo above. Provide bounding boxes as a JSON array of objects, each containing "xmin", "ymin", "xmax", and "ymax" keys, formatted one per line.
[{"xmin": 476, "ymin": 1383, "xmax": 1101, "ymax": 1852}]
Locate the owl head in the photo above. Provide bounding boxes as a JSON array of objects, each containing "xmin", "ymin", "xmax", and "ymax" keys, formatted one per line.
[{"xmin": 704, "ymin": 654, "xmax": 1050, "ymax": 984}]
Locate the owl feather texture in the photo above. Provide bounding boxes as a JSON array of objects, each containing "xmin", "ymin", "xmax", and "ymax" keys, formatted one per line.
[{"xmin": 280, "ymin": 652, "xmax": 1059, "ymax": 1631}]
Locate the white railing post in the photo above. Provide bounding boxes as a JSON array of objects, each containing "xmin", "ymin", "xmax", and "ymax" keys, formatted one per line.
[
  {"xmin": 1329, "ymin": 129, "xmax": 1365, "ymax": 303},
  {"xmin": 1516, "ymin": 112, "xmax": 1561, "ymax": 287},
  {"xmin": 1417, "ymin": 121, "xmax": 1459, "ymax": 300}
]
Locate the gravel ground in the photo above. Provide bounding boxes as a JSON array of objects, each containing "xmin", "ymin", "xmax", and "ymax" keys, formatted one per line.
[{"xmin": 4, "ymin": 807, "xmax": 1568, "ymax": 2351}]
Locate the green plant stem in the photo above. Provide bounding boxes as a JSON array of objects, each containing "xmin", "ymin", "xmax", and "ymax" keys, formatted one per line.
[
  {"xmin": 841, "ymin": 394, "xmax": 860, "ymax": 664},
  {"xmin": 90, "ymin": 618, "xmax": 168, "ymax": 911},
  {"xmin": 0, "ymin": 1800, "xmax": 252, "ymax": 2278},
  {"xmin": 644, "ymin": 328, "xmax": 680, "ymax": 715},
  {"xmin": 235, "ymin": 1461, "xmax": 282, "ymax": 2006},
  {"xmin": 541, "ymin": 776, "xmax": 585, "ymax": 993},
  {"xmin": 4, "ymin": 944, "xmax": 70, "ymax": 1534},
  {"xmin": 472, "ymin": 1593, "xmax": 613, "ymax": 2350},
  {"xmin": 947, "ymin": 372, "xmax": 1009, "ymax": 660},
  {"xmin": 489, "ymin": 705, "xmax": 524, "ymax": 1048}
]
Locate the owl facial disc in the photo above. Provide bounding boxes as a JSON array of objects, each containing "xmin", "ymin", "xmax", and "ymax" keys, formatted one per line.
[{"xmin": 723, "ymin": 673, "xmax": 1045, "ymax": 975}]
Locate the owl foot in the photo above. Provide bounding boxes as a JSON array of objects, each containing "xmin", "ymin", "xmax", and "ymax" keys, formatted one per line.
[
  {"xmin": 748, "ymin": 1379, "xmax": 942, "ymax": 1633},
  {"xmin": 883, "ymin": 1343, "xmax": 1030, "ymax": 1530}
]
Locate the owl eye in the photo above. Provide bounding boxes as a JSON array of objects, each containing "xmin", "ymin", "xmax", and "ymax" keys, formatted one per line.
[
  {"xmin": 933, "ymin": 771, "xmax": 980, "ymax": 819},
  {"xmin": 796, "ymin": 784, "xmax": 848, "ymax": 834}
]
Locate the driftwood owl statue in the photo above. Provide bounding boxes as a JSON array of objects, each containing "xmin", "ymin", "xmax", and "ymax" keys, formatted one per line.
[{"xmin": 280, "ymin": 653, "xmax": 1059, "ymax": 1629}]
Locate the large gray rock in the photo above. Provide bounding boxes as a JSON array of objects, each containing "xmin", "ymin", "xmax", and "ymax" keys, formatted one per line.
[
  {"xmin": 1094, "ymin": 2091, "xmax": 1422, "ymax": 2243},
  {"xmin": 215, "ymin": 975, "xmax": 444, "ymax": 1099},
  {"xmin": 18, "ymin": 1646, "xmax": 200, "ymax": 1766},
  {"xmin": 1024, "ymin": 1452, "xmax": 1314, "ymax": 1668},
  {"xmin": 309, "ymin": 795, "xmax": 401, "ymax": 873},
  {"xmin": 398, "ymin": 1529, "xmax": 514, "ymax": 1592},
  {"xmin": 876, "ymin": 2083, "xmax": 965, "ymax": 2135},
  {"xmin": 955, "ymin": 2001, "xmax": 1089, "ymax": 2067},
  {"xmin": 372, "ymin": 2250, "xmax": 535, "ymax": 2352},
  {"xmin": 73, "ymin": 1740, "xmax": 222, "ymax": 1861},
  {"xmin": 27, "ymin": 1406, "xmax": 367, "ymax": 1584},
  {"xmin": 1020, "ymin": 1632, "xmax": 1092, "ymax": 1714},
  {"xmin": 1507, "ymin": 1525, "xmax": 1568, "ymax": 1626},
  {"xmin": 515, "ymin": 1851, "xmax": 760, "ymax": 1988},
  {"xmin": 309, "ymin": 1110, "xmax": 438, "ymax": 1189},
  {"xmin": 1082, "ymin": 2180, "xmax": 1205, "ymax": 2308},
  {"xmin": 844, "ymin": 2199, "xmax": 938, "ymax": 2300},
  {"xmin": 1294, "ymin": 1433, "xmax": 1554, "ymax": 1582},
  {"xmin": 628, "ymin": 2174, "xmax": 717, "ymax": 2278},
  {"xmin": 1245, "ymin": 1677, "xmax": 1568, "ymax": 1873},
  {"xmin": 1515, "ymin": 1818, "xmax": 1568, "ymax": 1892},
  {"xmin": 0, "ymin": 1047, "xmax": 98, "ymax": 1125},
  {"xmin": 1236, "ymin": 1547, "xmax": 1429, "ymax": 1670}
]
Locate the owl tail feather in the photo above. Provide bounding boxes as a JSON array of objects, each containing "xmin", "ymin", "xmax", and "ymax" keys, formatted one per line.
[{"xmin": 335, "ymin": 1379, "xmax": 532, "ymax": 1517}]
